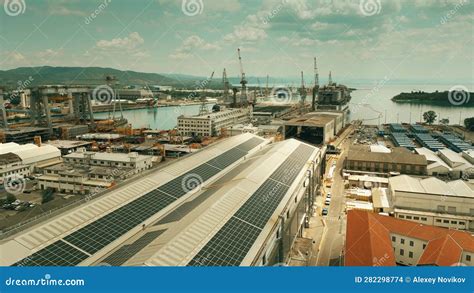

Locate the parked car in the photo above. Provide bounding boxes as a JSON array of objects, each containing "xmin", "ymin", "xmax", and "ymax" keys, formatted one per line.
[{"xmin": 322, "ymin": 208, "xmax": 328, "ymax": 216}]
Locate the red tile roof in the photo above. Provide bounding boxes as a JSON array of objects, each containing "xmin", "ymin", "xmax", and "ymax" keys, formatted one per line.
[{"xmin": 345, "ymin": 210, "xmax": 474, "ymax": 266}]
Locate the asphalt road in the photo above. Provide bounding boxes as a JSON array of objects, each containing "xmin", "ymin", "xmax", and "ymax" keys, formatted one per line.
[{"xmin": 316, "ymin": 128, "xmax": 352, "ymax": 266}]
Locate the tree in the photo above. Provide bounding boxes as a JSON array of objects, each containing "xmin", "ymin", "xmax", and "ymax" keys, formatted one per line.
[
  {"xmin": 465, "ymin": 117, "xmax": 474, "ymax": 131},
  {"xmin": 5, "ymin": 193, "xmax": 16, "ymax": 204},
  {"xmin": 423, "ymin": 110, "xmax": 437, "ymax": 125},
  {"xmin": 440, "ymin": 118, "xmax": 450, "ymax": 126}
]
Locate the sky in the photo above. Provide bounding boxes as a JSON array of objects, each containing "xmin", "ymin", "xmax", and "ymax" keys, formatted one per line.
[{"xmin": 0, "ymin": 0, "xmax": 473, "ymax": 83}]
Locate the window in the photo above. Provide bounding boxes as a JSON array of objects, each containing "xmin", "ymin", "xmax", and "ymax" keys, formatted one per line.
[
  {"xmin": 466, "ymin": 255, "xmax": 471, "ymax": 262},
  {"xmin": 451, "ymin": 221, "xmax": 457, "ymax": 224},
  {"xmin": 443, "ymin": 220, "xmax": 449, "ymax": 224},
  {"xmin": 436, "ymin": 219, "xmax": 441, "ymax": 223},
  {"xmin": 409, "ymin": 241, "xmax": 414, "ymax": 247},
  {"xmin": 406, "ymin": 216, "xmax": 412, "ymax": 220},
  {"xmin": 409, "ymin": 251, "xmax": 413, "ymax": 258},
  {"xmin": 437, "ymin": 205, "xmax": 445, "ymax": 212},
  {"xmin": 413, "ymin": 216, "xmax": 419, "ymax": 220},
  {"xmin": 421, "ymin": 217, "xmax": 427, "ymax": 221},
  {"xmin": 399, "ymin": 215, "xmax": 405, "ymax": 219},
  {"xmin": 401, "ymin": 239, "xmax": 405, "ymax": 244},
  {"xmin": 423, "ymin": 244, "xmax": 426, "ymax": 249},
  {"xmin": 400, "ymin": 249, "xmax": 404, "ymax": 256},
  {"xmin": 392, "ymin": 236, "xmax": 396, "ymax": 242}
]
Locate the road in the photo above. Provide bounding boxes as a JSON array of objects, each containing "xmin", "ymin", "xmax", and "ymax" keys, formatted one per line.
[{"xmin": 316, "ymin": 125, "xmax": 353, "ymax": 266}]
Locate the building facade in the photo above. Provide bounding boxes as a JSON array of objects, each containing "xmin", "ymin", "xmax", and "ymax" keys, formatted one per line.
[{"xmin": 178, "ymin": 108, "xmax": 249, "ymax": 137}]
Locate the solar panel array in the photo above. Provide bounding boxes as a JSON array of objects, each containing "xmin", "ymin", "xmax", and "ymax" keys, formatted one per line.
[
  {"xmin": 12, "ymin": 240, "xmax": 89, "ymax": 266},
  {"xmin": 413, "ymin": 133, "xmax": 445, "ymax": 151},
  {"xmin": 410, "ymin": 124, "xmax": 429, "ymax": 133},
  {"xmin": 389, "ymin": 123, "xmax": 406, "ymax": 133},
  {"xmin": 12, "ymin": 136, "xmax": 264, "ymax": 267},
  {"xmin": 438, "ymin": 133, "xmax": 471, "ymax": 153},
  {"xmin": 391, "ymin": 132, "xmax": 415, "ymax": 149},
  {"xmin": 101, "ymin": 230, "xmax": 165, "ymax": 266},
  {"xmin": 188, "ymin": 144, "xmax": 314, "ymax": 266}
]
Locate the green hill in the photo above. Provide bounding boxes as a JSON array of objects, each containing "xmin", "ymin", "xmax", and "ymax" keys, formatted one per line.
[{"xmin": 0, "ymin": 66, "xmax": 194, "ymax": 88}]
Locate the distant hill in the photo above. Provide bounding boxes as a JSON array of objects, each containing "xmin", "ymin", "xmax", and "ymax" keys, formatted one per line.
[
  {"xmin": 392, "ymin": 90, "xmax": 474, "ymax": 107},
  {"xmin": 0, "ymin": 66, "xmax": 195, "ymax": 88}
]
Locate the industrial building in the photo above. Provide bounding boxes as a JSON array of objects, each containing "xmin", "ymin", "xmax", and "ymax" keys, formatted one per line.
[
  {"xmin": 46, "ymin": 140, "xmax": 93, "ymax": 155},
  {"xmin": 389, "ymin": 175, "xmax": 474, "ymax": 231},
  {"xmin": 0, "ymin": 142, "xmax": 61, "ymax": 173},
  {"xmin": 38, "ymin": 164, "xmax": 115, "ymax": 195},
  {"xmin": 344, "ymin": 145, "xmax": 427, "ymax": 175},
  {"xmin": 1, "ymin": 134, "xmax": 324, "ymax": 267},
  {"xmin": 284, "ymin": 112, "xmax": 344, "ymax": 145},
  {"xmin": 178, "ymin": 108, "xmax": 249, "ymax": 137},
  {"xmin": 63, "ymin": 149, "xmax": 153, "ymax": 174},
  {"xmin": 345, "ymin": 210, "xmax": 474, "ymax": 266},
  {"xmin": 415, "ymin": 147, "xmax": 474, "ymax": 179},
  {"xmin": 0, "ymin": 153, "xmax": 29, "ymax": 184}
]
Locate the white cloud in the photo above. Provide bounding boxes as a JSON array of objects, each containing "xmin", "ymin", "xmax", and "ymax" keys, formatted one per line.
[
  {"xmin": 170, "ymin": 35, "xmax": 220, "ymax": 60},
  {"xmin": 96, "ymin": 32, "xmax": 145, "ymax": 51},
  {"xmin": 224, "ymin": 14, "xmax": 268, "ymax": 43}
]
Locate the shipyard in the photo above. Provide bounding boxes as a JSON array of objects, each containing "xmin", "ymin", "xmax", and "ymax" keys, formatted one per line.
[{"xmin": 0, "ymin": 0, "xmax": 473, "ymax": 275}]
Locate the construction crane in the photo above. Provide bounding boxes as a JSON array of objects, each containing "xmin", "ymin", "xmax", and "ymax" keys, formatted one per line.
[
  {"xmin": 266, "ymin": 75, "xmax": 269, "ymax": 98},
  {"xmin": 199, "ymin": 71, "xmax": 215, "ymax": 116},
  {"xmin": 257, "ymin": 78, "xmax": 263, "ymax": 98},
  {"xmin": 312, "ymin": 57, "xmax": 319, "ymax": 111},
  {"xmin": 222, "ymin": 68, "xmax": 230, "ymax": 104},
  {"xmin": 237, "ymin": 48, "xmax": 248, "ymax": 106},
  {"xmin": 299, "ymin": 71, "xmax": 306, "ymax": 114},
  {"xmin": 328, "ymin": 71, "xmax": 333, "ymax": 85}
]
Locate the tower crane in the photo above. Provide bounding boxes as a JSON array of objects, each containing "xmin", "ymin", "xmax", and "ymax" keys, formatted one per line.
[
  {"xmin": 299, "ymin": 71, "xmax": 307, "ymax": 114},
  {"xmin": 312, "ymin": 57, "xmax": 319, "ymax": 111},
  {"xmin": 222, "ymin": 68, "xmax": 230, "ymax": 103},
  {"xmin": 199, "ymin": 71, "xmax": 214, "ymax": 116},
  {"xmin": 237, "ymin": 48, "xmax": 248, "ymax": 106}
]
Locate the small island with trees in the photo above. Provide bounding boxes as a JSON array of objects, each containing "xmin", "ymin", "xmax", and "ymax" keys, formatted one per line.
[{"xmin": 392, "ymin": 90, "xmax": 474, "ymax": 106}]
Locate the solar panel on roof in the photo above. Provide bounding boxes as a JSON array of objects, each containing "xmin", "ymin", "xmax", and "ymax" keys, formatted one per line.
[
  {"xmin": 101, "ymin": 230, "xmax": 165, "ymax": 266},
  {"xmin": 187, "ymin": 217, "xmax": 262, "ymax": 266},
  {"xmin": 12, "ymin": 240, "xmax": 89, "ymax": 266},
  {"xmin": 188, "ymin": 143, "xmax": 314, "ymax": 266},
  {"xmin": 12, "ymin": 136, "xmax": 266, "ymax": 267}
]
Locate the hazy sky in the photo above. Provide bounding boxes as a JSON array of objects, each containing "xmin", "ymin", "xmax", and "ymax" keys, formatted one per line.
[{"xmin": 0, "ymin": 0, "xmax": 473, "ymax": 82}]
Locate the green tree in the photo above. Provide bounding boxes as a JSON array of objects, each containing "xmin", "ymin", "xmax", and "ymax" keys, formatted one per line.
[
  {"xmin": 465, "ymin": 117, "xmax": 474, "ymax": 131},
  {"xmin": 423, "ymin": 110, "xmax": 437, "ymax": 125},
  {"xmin": 440, "ymin": 118, "xmax": 449, "ymax": 125},
  {"xmin": 5, "ymin": 193, "xmax": 16, "ymax": 204}
]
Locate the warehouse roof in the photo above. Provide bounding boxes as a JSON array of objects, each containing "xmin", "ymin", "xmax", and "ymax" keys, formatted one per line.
[
  {"xmin": 389, "ymin": 175, "xmax": 474, "ymax": 198},
  {"xmin": 0, "ymin": 133, "xmax": 269, "ymax": 266},
  {"xmin": 65, "ymin": 150, "xmax": 151, "ymax": 163},
  {"xmin": 347, "ymin": 145, "xmax": 427, "ymax": 165}
]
